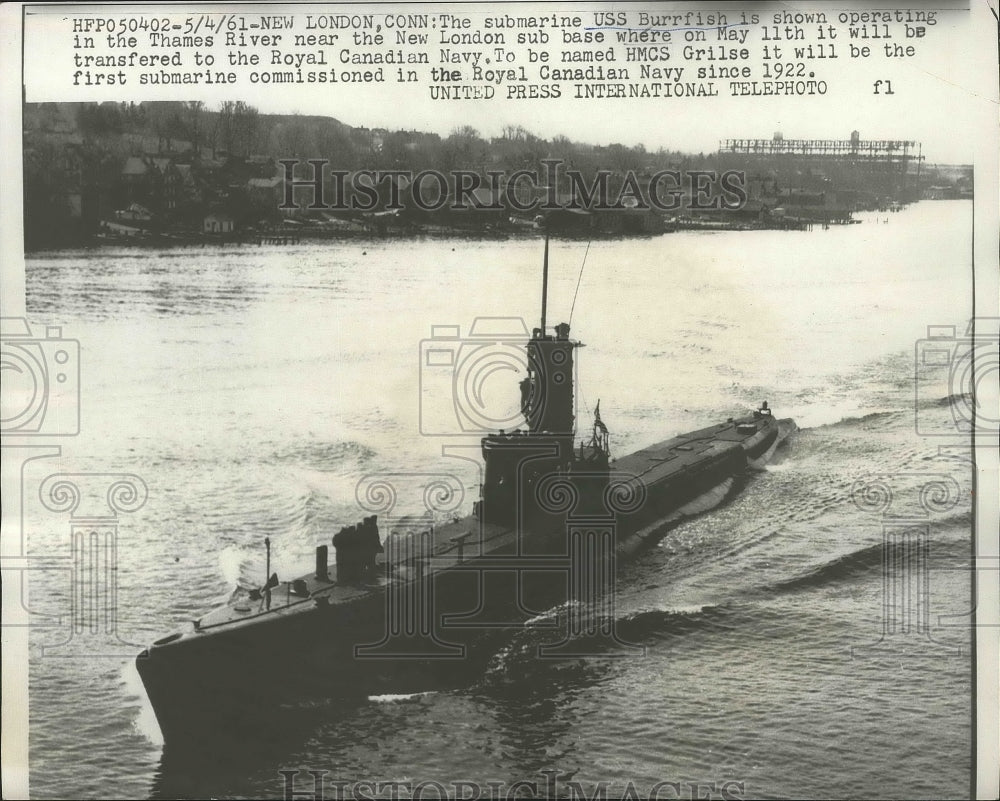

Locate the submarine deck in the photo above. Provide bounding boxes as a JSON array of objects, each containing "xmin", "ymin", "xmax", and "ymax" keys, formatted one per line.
[
  {"xmin": 186, "ymin": 414, "xmax": 775, "ymax": 637},
  {"xmin": 613, "ymin": 415, "xmax": 772, "ymax": 484}
]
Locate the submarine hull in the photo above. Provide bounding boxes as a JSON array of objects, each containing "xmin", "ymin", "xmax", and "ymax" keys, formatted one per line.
[{"xmin": 137, "ymin": 411, "xmax": 785, "ymax": 745}]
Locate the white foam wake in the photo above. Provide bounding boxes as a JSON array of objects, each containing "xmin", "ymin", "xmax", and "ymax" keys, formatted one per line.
[{"xmin": 367, "ymin": 691, "xmax": 437, "ymax": 703}]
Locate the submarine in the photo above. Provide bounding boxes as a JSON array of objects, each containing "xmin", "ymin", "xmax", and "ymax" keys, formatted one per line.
[{"xmin": 136, "ymin": 239, "xmax": 790, "ymax": 744}]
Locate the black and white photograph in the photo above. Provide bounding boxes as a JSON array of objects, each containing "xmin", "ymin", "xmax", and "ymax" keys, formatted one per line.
[{"xmin": 2, "ymin": 2, "xmax": 998, "ymax": 799}]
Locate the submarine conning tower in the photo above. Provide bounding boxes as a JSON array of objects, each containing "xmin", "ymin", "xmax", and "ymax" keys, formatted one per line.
[
  {"xmin": 478, "ymin": 322, "xmax": 579, "ymax": 527},
  {"xmin": 520, "ymin": 321, "xmax": 575, "ymax": 436},
  {"xmin": 478, "ymin": 237, "xmax": 591, "ymax": 528}
]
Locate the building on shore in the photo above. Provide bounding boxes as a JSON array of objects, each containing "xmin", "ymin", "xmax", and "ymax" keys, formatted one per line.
[{"xmin": 717, "ymin": 131, "xmax": 924, "ymax": 206}]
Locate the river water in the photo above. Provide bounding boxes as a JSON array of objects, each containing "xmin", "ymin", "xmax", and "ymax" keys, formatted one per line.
[{"xmin": 23, "ymin": 201, "xmax": 975, "ymax": 799}]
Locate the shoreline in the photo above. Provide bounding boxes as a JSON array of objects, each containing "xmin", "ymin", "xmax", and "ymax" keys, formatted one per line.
[
  {"xmin": 24, "ymin": 215, "xmax": 849, "ymax": 254},
  {"xmin": 23, "ymin": 197, "xmax": 960, "ymax": 254}
]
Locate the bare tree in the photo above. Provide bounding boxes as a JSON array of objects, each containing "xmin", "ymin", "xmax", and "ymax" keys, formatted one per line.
[{"xmin": 213, "ymin": 101, "xmax": 259, "ymax": 157}]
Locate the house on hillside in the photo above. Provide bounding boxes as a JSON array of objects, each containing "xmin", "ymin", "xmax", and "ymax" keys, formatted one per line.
[
  {"xmin": 203, "ymin": 212, "xmax": 235, "ymax": 233},
  {"xmin": 150, "ymin": 157, "xmax": 183, "ymax": 212},
  {"xmin": 121, "ymin": 155, "xmax": 148, "ymax": 186},
  {"xmin": 120, "ymin": 156, "xmax": 162, "ymax": 211},
  {"xmin": 248, "ymin": 175, "xmax": 286, "ymax": 219}
]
